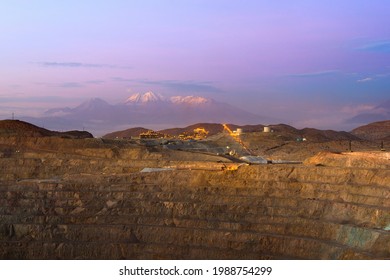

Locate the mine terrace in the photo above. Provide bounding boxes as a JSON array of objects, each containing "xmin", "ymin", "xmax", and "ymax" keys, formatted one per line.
[{"xmin": 0, "ymin": 120, "xmax": 389, "ymax": 259}]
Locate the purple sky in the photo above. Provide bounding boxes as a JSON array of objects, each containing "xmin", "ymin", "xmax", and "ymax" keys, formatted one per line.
[{"xmin": 1, "ymin": 0, "xmax": 389, "ymax": 130}]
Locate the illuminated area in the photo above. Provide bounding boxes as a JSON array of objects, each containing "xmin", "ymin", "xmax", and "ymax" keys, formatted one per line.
[{"xmin": 223, "ymin": 124, "xmax": 252, "ymax": 155}]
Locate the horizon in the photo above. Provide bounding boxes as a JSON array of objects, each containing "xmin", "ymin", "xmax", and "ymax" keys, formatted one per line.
[
  {"xmin": 2, "ymin": 90, "xmax": 389, "ymax": 136},
  {"xmin": 1, "ymin": 115, "xmax": 387, "ymax": 139},
  {"xmin": 1, "ymin": 1, "xmax": 389, "ymax": 131}
]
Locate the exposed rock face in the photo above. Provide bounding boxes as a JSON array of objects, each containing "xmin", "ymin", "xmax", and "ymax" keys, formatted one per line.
[
  {"xmin": 304, "ymin": 151, "xmax": 390, "ymax": 169},
  {"xmin": 1, "ymin": 137, "xmax": 389, "ymax": 259},
  {"xmin": 25, "ymin": 94, "xmax": 274, "ymax": 135}
]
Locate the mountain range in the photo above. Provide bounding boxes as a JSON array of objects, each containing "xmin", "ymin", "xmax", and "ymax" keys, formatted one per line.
[
  {"xmin": 17, "ymin": 92, "xmax": 390, "ymax": 137},
  {"xmin": 22, "ymin": 92, "xmax": 277, "ymax": 136}
]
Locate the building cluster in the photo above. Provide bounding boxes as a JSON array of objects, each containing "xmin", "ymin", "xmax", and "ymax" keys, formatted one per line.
[{"xmin": 139, "ymin": 130, "xmax": 169, "ymax": 139}]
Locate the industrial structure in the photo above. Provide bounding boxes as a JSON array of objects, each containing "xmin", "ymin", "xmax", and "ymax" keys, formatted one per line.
[
  {"xmin": 222, "ymin": 124, "xmax": 253, "ymax": 155},
  {"xmin": 139, "ymin": 130, "xmax": 167, "ymax": 139},
  {"xmin": 139, "ymin": 127, "xmax": 209, "ymax": 141}
]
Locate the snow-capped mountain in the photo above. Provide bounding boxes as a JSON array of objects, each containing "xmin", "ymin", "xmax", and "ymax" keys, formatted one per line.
[
  {"xmin": 170, "ymin": 95, "xmax": 212, "ymax": 105},
  {"xmin": 124, "ymin": 91, "xmax": 165, "ymax": 104},
  {"xmin": 123, "ymin": 92, "xmax": 212, "ymax": 106},
  {"xmin": 25, "ymin": 92, "xmax": 277, "ymax": 136}
]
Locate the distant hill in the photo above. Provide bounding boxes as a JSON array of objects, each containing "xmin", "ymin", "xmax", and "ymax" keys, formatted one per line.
[
  {"xmin": 102, "ymin": 127, "xmax": 150, "ymax": 139},
  {"xmin": 103, "ymin": 123, "xmax": 270, "ymax": 139},
  {"xmin": 0, "ymin": 120, "xmax": 93, "ymax": 139},
  {"xmin": 159, "ymin": 123, "xmax": 225, "ymax": 137},
  {"xmin": 23, "ymin": 92, "xmax": 279, "ymax": 136},
  {"xmin": 299, "ymin": 128, "xmax": 360, "ymax": 141},
  {"xmin": 102, "ymin": 123, "xmax": 225, "ymax": 139},
  {"xmin": 351, "ymin": 120, "xmax": 390, "ymax": 141},
  {"xmin": 103, "ymin": 122, "xmax": 359, "ymax": 142},
  {"xmin": 264, "ymin": 124, "xmax": 359, "ymax": 142}
]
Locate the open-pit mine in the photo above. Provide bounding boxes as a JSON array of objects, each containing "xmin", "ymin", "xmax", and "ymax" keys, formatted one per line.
[{"xmin": 0, "ymin": 120, "xmax": 389, "ymax": 259}]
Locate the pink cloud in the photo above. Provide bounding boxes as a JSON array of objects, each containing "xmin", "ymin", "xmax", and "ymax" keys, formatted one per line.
[{"xmin": 340, "ymin": 104, "xmax": 376, "ymax": 115}]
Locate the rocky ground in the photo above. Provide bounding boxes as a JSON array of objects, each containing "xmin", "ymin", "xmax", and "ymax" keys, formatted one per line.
[
  {"xmin": 0, "ymin": 121, "xmax": 389, "ymax": 259},
  {"xmin": 350, "ymin": 120, "xmax": 390, "ymax": 141}
]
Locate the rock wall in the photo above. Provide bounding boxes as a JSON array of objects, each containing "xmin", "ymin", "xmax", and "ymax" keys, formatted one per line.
[{"xmin": 1, "ymin": 162, "xmax": 389, "ymax": 259}]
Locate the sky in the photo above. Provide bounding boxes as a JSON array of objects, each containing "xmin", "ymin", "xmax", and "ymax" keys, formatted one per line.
[{"xmin": 0, "ymin": 0, "xmax": 389, "ymax": 130}]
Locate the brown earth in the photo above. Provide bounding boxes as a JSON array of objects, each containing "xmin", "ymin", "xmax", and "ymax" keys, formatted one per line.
[
  {"xmin": 1, "ymin": 131, "xmax": 389, "ymax": 259},
  {"xmin": 213, "ymin": 130, "xmax": 378, "ymax": 161},
  {"xmin": 351, "ymin": 120, "xmax": 390, "ymax": 141},
  {"xmin": 304, "ymin": 151, "xmax": 390, "ymax": 169}
]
